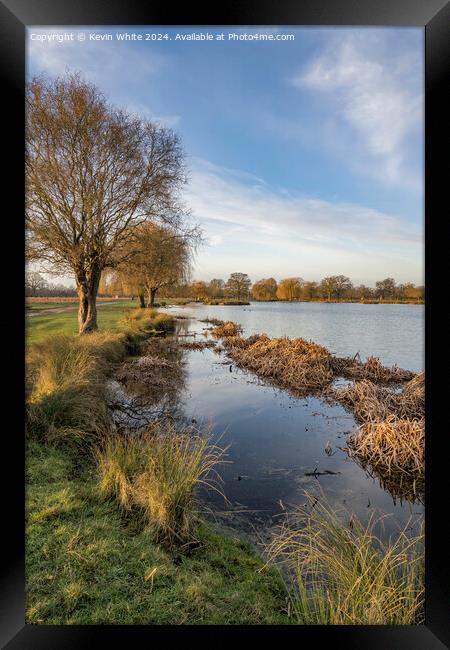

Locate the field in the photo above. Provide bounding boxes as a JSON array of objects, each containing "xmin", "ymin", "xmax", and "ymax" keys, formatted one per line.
[{"xmin": 26, "ymin": 300, "xmax": 137, "ymax": 344}]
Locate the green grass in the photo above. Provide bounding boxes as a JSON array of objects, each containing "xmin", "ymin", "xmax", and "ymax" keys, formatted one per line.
[
  {"xmin": 26, "ymin": 440, "xmax": 288, "ymax": 625},
  {"xmin": 26, "ymin": 300, "xmax": 137, "ymax": 345}
]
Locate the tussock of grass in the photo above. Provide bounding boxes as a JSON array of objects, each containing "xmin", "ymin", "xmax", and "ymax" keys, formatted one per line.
[
  {"xmin": 338, "ymin": 355, "xmax": 415, "ymax": 383},
  {"xmin": 211, "ymin": 321, "xmax": 243, "ymax": 337},
  {"xmin": 334, "ymin": 373, "xmax": 424, "ymax": 424},
  {"xmin": 26, "ymin": 333, "xmax": 127, "ymax": 445},
  {"xmin": 96, "ymin": 423, "xmax": 228, "ymax": 547},
  {"xmin": 266, "ymin": 496, "xmax": 424, "ymax": 625},
  {"xmin": 121, "ymin": 308, "xmax": 175, "ymax": 334},
  {"xmin": 348, "ymin": 416, "xmax": 424, "ymax": 497},
  {"xmin": 333, "ymin": 374, "xmax": 424, "ymax": 498}
]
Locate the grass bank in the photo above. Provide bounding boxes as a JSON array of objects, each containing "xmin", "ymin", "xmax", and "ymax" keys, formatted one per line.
[
  {"xmin": 27, "ymin": 439, "xmax": 287, "ymax": 624},
  {"xmin": 25, "ymin": 307, "xmax": 289, "ymax": 624}
]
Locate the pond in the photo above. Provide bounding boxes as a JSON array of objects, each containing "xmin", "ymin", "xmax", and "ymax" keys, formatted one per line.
[
  {"xmin": 111, "ymin": 302, "xmax": 424, "ymax": 540},
  {"xmin": 165, "ymin": 301, "xmax": 424, "ymax": 372}
]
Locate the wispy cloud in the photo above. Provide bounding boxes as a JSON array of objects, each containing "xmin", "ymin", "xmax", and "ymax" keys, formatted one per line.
[
  {"xmin": 187, "ymin": 159, "xmax": 423, "ymax": 283},
  {"xmin": 27, "ymin": 28, "xmax": 165, "ymax": 88},
  {"xmin": 291, "ymin": 32, "xmax": 423, "ymax": 187}
]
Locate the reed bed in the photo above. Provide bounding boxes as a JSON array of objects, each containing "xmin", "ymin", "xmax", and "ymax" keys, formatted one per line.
[
  {"xmin": 96, "ymin": 423, "xmax": 228, "ymax": 547},
  {"xmin": 266, "ymin": 495, "xmax": 424, "ymax": 625},
  {"xmin": 211, "ymin": 321, "xmax": 243, "ymax": 338},
  {"xmin": 334, "ymin": 373, "xmax": 424, "ymax": 423},
  {"xmin": 340, "ymin": 355, "xmax": 415, "ymax": 383},
  {"xmin": 211, "ymin": 323, "xmax": 424, "ymax": 497},
  {"xmin": 222, "ymin": 333, "xmax": 334, "ymax": 393},
  {"xmin": 348, "ymin": 416, "xmax": 424, "ymax": 487},
  {"xmin": 177, "ymin": 340, "xmax": 217, "ymax": 350},
  {"xmin": 115, "ymin": 355, "xmax": 184, "ymax": 392},
  {"xmin": 333, "ymin": 375, "xmax": 425, "ymax": 499}
]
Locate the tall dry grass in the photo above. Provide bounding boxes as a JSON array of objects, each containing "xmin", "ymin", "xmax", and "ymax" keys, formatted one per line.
[
  {"xmin": 121, "ymin": 308, "xmax": 175, "ymax": 334},
  {"xmin": 266, "ymin": 496, "xmax": 424, "ymax": 625},
  {"xmin": 26, "ymin": 333, "xmax": 127, "ymax": 445},
  {"xmin": 223, "ymin": 333, "xmax": 334, "ymax": 393},
  {"xmin": 334, "ymin": 373, "xmax": 425, "ymax": 498},
  {"xmin": 96, "ymin": 423, "xmax": 228, "ymax": 547}
]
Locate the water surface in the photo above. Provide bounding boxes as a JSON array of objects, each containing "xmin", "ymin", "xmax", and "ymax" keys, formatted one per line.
[
  {"xmin": 166, "ymin": 301, "xmax": 424, "ymax": 372},
  {"xmin": 114, "ymin": 306, "xmax": 424, "ymax": 540}
]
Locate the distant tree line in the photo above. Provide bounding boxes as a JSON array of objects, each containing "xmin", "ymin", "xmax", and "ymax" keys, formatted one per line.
[
  {"xmin": 25, "ymin": 271, "xmax": 77, "ymax": 297},
  {"xmin": 158, "ymin": 273, "xmax": 425, "ymax": 303}
]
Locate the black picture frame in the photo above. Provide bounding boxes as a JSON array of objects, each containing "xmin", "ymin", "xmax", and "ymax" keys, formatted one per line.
[{"xmin": 1, "ymin": 0, "xmax": 449, "ymax": 647}]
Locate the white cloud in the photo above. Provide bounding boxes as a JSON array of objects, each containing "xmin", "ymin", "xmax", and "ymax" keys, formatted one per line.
[
  {"xmin": 27, "ymin": 28, "xmax": 165, "ymax": 87},
  {"xmin": 291, "ymin": 32, "xmax": 423, "ymax": 186},
  {"xmin": 186, "ymin": 159, "xmax": 423, "ymax": 284}
]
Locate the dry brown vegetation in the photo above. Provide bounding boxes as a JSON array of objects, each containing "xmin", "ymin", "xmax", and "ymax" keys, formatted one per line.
[
  {"xmin": 211, "ymin": 321, "xmax": 243, "ymax": 338},
  {"xmin": 210, "ymin": 324, "xmax": 424, "ymax": 497},
  {"xmin": 96, "ymin": 423, "xmax": 227, "ymax": 547},
  {"xmin": 333, "ymin": 374, "xmax": 424, "ymax": 499},
  {"xmin": 223, "ymin": 334, "xmax": 333, "ymax": 393},
  {"xmin": 116, "ymin": 355, "xmax": 183, "ymax": 393},
  {"xmin": 347, "ymin": 417, "xmax": 424, "ymax": 500},
  {"xmin": 177, "ymin": 340, "xmax": 217, "ymax": 351},
  {"xmin": 338, "ymin": 355, "xmax": 415, "ymax": 383},
  {"xmin": 333, "ymin": 373, "xmax": 424, "ymax": 423}
]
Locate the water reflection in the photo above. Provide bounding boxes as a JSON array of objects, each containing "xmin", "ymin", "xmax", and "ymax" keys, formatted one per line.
[{"xmin": 109, "ymin": 316, "xmax": 424, "ymax": 539}]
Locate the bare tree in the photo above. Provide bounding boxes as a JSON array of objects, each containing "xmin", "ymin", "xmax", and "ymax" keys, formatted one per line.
[
  {"xmin": 116, "ymin": 222, "xmax": 200, "ymax": 307},
  {"xmin": 26, "ymin": 73, "xmax": 187, "ymax": 333},
  {"xmin": 375, "ymin": 277, "xmax": 396, "ymax": 300},
  {"xmin": 252, "ymin": 278, "xmax": 278, "ymax": 301},
  {"xmin": 25, "ymin": 270, "xmax": 48, "ymax": 296},
  {"xmin": 277, "ymin": 277, "xmax": 304, "ymax": 301},
  {"xmin": 225, "ymin": 273, "xmax": 251, "ymax": 301}
]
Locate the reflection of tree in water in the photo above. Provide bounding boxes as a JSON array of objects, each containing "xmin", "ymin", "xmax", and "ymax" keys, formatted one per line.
[{"xmin": 110, "ymin": 337, "xmax": 187, "ymax": 431}]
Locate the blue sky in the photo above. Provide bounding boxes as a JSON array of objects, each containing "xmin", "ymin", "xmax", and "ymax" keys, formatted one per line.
[{"xmin": 27, "ymin": 26, "xmax": 424, "ymax": 286}]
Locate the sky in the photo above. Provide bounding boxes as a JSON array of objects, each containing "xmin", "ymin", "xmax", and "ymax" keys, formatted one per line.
[{"xmin": 27, "ymin": 26, "xmax": 424, "ymax": 286}]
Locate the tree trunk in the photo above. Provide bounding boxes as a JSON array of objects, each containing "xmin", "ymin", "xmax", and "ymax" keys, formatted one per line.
[
  {"xmin": 138, "ymin": 293, "xmax": 145, "ymax": 308},
  {"xmin": 148, "ymin": 288, "xmax": 157, "ymax": 308},
  {"xmin": 76, "ymin": 269, "xmax": 101, "ymax": 335}
]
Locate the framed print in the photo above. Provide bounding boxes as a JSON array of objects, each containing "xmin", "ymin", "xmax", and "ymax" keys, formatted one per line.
[{"xmin": 1, "ymin": 0, "xmax": 449, "ymax": 647}]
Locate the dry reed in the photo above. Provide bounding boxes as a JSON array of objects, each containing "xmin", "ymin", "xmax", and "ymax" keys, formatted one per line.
[
  {"xmin": 348, "ymin": 416, "xmax": 424, "ymax": 485},
  {"xmin": 211, "ymin": 321, "xmax": 243, "ymax": 338}
]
